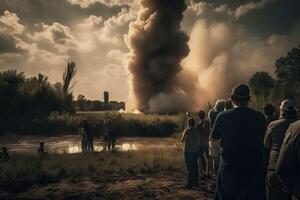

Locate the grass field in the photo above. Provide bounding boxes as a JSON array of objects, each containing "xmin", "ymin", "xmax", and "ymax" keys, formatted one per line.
[{"xmin": 0, "ymin": 148, "xmax": 215, "ymax": 199}]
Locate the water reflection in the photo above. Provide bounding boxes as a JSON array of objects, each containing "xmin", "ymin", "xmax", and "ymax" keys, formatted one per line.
[
  {"xmin": 1, "ymin": 135, "xmax": 179, "ymax": 154},
  {"xmin": 59, "ymin": 143, "xmax": 138, "ymax": 154}
]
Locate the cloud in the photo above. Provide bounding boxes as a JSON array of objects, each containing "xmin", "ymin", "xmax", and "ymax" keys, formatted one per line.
[
  {"xmin": 0, "ymin": 34, "xmax": 27, "ymax": 55},
  {"xmin": 0, "ymin": 11, "xmax": 29, "ymax": 57},
  {"xmin": 0, "ymin": 0, "xmax": 298, "ymax": 108},
  {"xmin": 234, "ymin": 0, "xmax": 277, "ymax": 18},
  {"xmin": 0, "ymin": 10, "xmax": 25, "ymax": 35},
  {"xmin": 30, "ymin": 22, "xmax": 77, "ymax": 53},
  {"xmin": 67, "ymin": 0, "xmax": 133, "ymax": 8},
  {"xmin": 98, "ymin": 8, "xmax": 136, "ymax": 46},
  {"xmin": 78, "ymin": 15, "xmax": 103, "ymax": 28}
]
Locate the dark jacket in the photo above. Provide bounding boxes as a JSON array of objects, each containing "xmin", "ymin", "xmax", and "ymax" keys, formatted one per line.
[{"xmin": 277, "ymin": 120, "xmax": 300, "ymax": 199}]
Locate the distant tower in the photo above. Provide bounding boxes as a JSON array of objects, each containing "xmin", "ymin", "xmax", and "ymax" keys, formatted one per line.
[{"xmin": 104, "ymin": 91, "xmax": 109, "ymax": 110}]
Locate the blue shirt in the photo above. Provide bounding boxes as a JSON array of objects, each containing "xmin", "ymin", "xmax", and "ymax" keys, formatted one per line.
[{"xmin": 211, "ymin": 107, "xmax": 266, "ymax": 173}]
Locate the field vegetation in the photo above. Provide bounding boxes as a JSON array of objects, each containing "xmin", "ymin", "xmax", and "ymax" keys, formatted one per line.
[{"xmin": 0, "ymin": 148, "xmax": 183, "ymax": 192}]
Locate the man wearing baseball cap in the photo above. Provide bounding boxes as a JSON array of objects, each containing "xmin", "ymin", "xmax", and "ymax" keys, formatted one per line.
[
  {"xmin": 264, "ymin": 99, "xmax": 297, "ymax": 200},
  {"xmin": 210, "ymin": 84, "xmax": 266, "ymax": 200}
]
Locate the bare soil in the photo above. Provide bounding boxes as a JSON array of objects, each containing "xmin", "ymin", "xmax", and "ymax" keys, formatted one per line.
[{"xmin": 1, "ymin": 171, "xmax": 215, "ymax": 200}]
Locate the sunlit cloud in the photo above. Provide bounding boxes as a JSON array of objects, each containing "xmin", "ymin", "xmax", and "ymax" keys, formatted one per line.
[{"xmin": 0, "ymin": 10, "xmax": 25, "ymax": 35}]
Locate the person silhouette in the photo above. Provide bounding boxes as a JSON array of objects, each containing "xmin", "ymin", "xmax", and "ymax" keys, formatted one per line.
[
  {"xmin": 37, "ymin": 142, "xmax": 47, "ymax": 154},
  {"xmin": 83, "ymin": 120, "xmax": 94, "ymax": 152},
  {"xmin": 0, "ymin": 147, "xmax": 10, "ymax": 162},
  {"xmin": 211, "ymin": 84, "xmax": 266, "ymax": 200}
]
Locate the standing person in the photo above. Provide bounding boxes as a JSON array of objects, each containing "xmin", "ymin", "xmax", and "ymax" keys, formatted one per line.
[
  {"xmin": 37, "ymin": 142, "xmax": 46, "ymax": 154},
  {"xmin": 83, "ymin": 120, "xmax": 94, "ymax": 152},
  {"xmin": 211, "ymin": 84, "xmax": 266, "ymax": 200},
  {"xmin": 0, "ymin": 147, "xmax": 9, "ymax": 162},
  {"xmin": 196, "ymin": 110, "xmax": 210, "ymax": 179},
  {"xmin": 277, "ymin": 120, "xmax": 300, "ymax": 200},
  {"xmin": 107, "ymin": 119, "xmax": 116, "ymax": 151},
  {"xmin": 264, "ymin": 104, "xmax": 277, "ymax": 126},
  {"xmin": 79, "ymin": 127, "xmax": 87, "ymax": 152},
  {"xmin": 181, "ymin": 118, "xmax": 201, "ymax": 189},
  {"xmin": 208, "ymin": 100, "xmax": 225, "ymax": 177},
  {"xmin": 264, "ymin": 99, "xmax": 297, "ymax": 200}
]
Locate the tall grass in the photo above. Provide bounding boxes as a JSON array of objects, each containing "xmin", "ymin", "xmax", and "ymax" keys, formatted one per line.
[
  {"xmin": 0, "ymin": 149, "xmax": 184, "ymax": 191},
  {"xmin": 22, "ymin": 111, "xmax": 186, "ymax": 137}
]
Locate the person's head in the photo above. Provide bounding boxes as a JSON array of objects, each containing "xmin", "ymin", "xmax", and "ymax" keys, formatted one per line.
[
  {"xmin": 2, "ymin": 147, "xmax": 7, "ymax": 153},
  {"xmin": 263, "ymin": 104, "xmax": 274, "ymax": 116},
  {"xmin": 187, "ymin": 118, "xmax": 195, "ymax": 128},
  {"xmin": 280, "ymin": 99, "xmax": 297, "ymax": 119},
  {"xmin": 231, "ymin": 84, "xmax": 250, "ymax": 107},
  {"xmin": 198, "ymin": 110, "xmax": 205, "ymax": 120},
  {"xmin": 214, "ymin": 100, "xmax": 225, "ymax": 112},
  {"xmin": 225, "ymin": 99, "xmax": 233, "ymax": 110}
]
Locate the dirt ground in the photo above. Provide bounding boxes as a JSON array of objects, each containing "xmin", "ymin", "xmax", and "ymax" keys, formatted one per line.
[{"xmin": 1, "ymin": 171, "xmax": 215, "ymax": 200}]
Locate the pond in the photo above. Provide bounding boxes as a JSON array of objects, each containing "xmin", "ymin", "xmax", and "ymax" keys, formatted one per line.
[{"xmin": 0, "ymin": 135, "xmax": 181, "ymax": 154}]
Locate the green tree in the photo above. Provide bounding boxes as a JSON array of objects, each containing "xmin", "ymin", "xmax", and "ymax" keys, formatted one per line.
[
  {"xmin": 249, "ymin": 71, "xmax": 275, "ymax": 108},
  {"xmin": 275, "ymin": 45, "xmax": 300, "ymax": 85},
  {"xmin": 63, "ymin": 62, "xmax": 77, "ymax": 94},
  {"xmin": 275, "ymin": 45, "xmax": 300, "ymax": 104}
]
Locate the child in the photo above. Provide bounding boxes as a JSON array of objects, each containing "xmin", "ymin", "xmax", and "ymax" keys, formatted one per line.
[{"xmin": 181, "ymin": 118, "xmax": 201, "ymax": 189}]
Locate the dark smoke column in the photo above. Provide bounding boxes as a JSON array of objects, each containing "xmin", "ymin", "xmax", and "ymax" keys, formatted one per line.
[{"xmin": 126, "ymin": 0, "xmax": 190, "ymax": 113}]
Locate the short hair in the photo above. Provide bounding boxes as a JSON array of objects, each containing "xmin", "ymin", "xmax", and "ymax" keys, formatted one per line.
[
  {"xmin": 214, "ymin": 100, "xmax": 226, "ymax": 112},
  {"xmin": 188, "ymin": 118, "xmax": 195, "ymax": 127},
  {"xmin": 198, "ymin": 110, "xmax": 205, "ymax": 119}
]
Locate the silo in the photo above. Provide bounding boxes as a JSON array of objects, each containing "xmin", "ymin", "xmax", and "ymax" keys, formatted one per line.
[{"xmin": 104, "ymin": 91, "xmax": 109, "ymax": 110}]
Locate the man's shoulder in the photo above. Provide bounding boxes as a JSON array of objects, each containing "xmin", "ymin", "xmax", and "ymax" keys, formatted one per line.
[
  {"xmin": 284, "ymin": 120, "xmax": 300, "ymax": 145},
  {"xmin": 244, "ymin": 107, "xmax": 265, "ymax": 121},
  {"xmin": 288, "ymin": 120, "xmax": 300, "ymax": 134},
  {"xmin": 268, "ymin": 118, "xmax": 287, "ymax": 128},
  {"xmin": 220, "ymin": 107, "xmax": 264, "ymax": 120}
]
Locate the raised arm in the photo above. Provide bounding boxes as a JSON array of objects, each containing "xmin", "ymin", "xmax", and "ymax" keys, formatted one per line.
[{"xmin": 181, "ymin": 130, "xmax": 187, "ymax": 143}]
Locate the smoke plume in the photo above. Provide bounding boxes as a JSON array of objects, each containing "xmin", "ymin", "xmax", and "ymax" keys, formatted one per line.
[{"xmin": 125, "ymin": 0, "xmax": 199, "ymax": 113}]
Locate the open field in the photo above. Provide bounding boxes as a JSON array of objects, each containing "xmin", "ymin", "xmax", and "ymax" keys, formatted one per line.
[{"xmin": 0, "ymin": 148, "xmax": 215, "ymax": 200}]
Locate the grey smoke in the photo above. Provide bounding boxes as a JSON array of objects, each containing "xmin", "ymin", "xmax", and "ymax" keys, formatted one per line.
[{"xmin": 126, "ymin": 0, "xmax": 196, "ymax": 113}]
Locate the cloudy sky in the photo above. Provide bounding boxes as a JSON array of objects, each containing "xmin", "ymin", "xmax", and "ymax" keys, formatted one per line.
[{"xmin": 0, "ymin": 0, "xmax": 299, "ymax": 107}]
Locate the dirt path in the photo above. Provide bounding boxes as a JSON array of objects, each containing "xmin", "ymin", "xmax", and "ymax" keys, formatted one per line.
[{"xmin": 2, "ymin": 172, "xmax": 215, "ymax": 200}]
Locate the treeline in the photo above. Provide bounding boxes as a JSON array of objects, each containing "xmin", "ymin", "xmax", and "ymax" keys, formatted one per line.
[
  {"xmin": 74, "ymin": 94, "xmax": 125, "ymax": 112},
  {"xmin": 249, "ymin": 45, "xmax": 300, "ymax": 111},
  {"xmin": 0, "ymin": 63, "xmax": 77, "ymax": 134}
]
